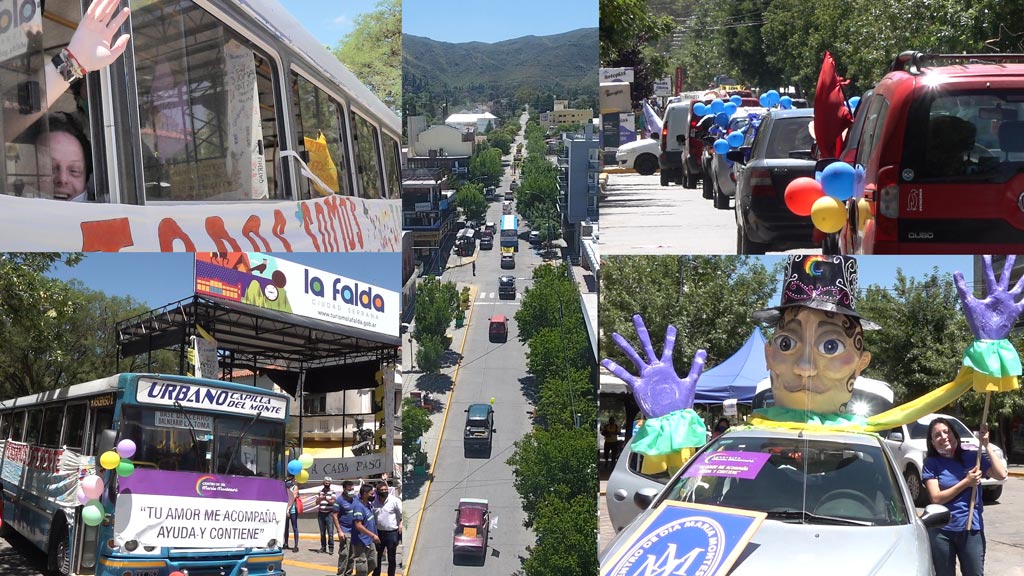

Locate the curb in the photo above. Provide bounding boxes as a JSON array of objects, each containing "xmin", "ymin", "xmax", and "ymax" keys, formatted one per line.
[{"xmin": 404, "ymin": 284, "xmax": 478, "ymax": 573}]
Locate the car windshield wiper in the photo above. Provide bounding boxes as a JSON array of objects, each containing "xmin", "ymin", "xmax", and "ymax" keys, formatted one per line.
[{"xmin": 765, "ymin": 509, "xmax": 874, "ymax": 526}]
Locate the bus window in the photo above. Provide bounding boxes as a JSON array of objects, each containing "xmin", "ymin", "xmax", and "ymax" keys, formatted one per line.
[
  {"xmin": 291, "ymin": 73, "xmax": 351, "ymax": 198},
  {"xmin": 39, "ymin": 404, "xmax": 64, "ymax": 447},
  {"xmin": 24, "ymin": 409, "xmax": 42, "ymax": 444},
  {"xmin": 7, "ymin": 411, "xmax": 24, "ymax": 441},
  {"xmin": 131, "ymin": 0, "xmax": 281, "ymax": 202},
  {"xmin": 63, "ymin": 403, "xmax": 87, "ymax": 450},
  {"xmin": 382, "ymin": 134, "xmax": 402, "ymax": 199},
  {"xmin": 0, "ymin": 412, "xmax": 8, "ymax": 439},
  {"xmin": 88, "ymin": 405, "xmax": 114, "ymax": 455},
  {"xmin": 351, "ymin": 110, "xmax": 384, "ymax": 198}
]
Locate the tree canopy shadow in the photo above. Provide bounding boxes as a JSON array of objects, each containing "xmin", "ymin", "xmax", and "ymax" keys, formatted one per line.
[
  {"xmin": 518, "ymin": 375, "xmax": 539, "ymax": 406},
  {"xmin": 440, "ymin": 348, "xmax": 463, "ymax": 369},
  {"xmin": 416, "ymin": 372, "xmax": 453, "ymax": 395}
]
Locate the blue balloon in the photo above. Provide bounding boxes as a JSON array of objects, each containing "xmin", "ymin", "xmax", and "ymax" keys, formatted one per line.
[
  {"xmin": 287, "ymin": 459, "xmax": 302, "ymax": 475},
  {"xmin": 715, "ymin": 112, "xmax": 730, "ymax": 128},
  {"xmin": 723, "ymin": 102, "xmax": 738, "ymax": 116},
  {"xmin": 710, "ymin": 99, "xmax": 725, "ymax": 114},
  {"xmin": 759, "ymin": 94, "xmax": 769, "ymax": 107},
  {"xmin": 713, "ymin": 139, "xmax": 730, "ymax": 155},
  {"xmin": 780, "ymin": 96, "xmax": 793, "ymax": 109},
  {"xmin": 766, "ymin": 90, "xmax": 780, "ymax": 107},
  {"xmin": 693, "ymin": 102, "xmax": 707, "ymax": 117},
  {"xmin": 727, "ymin": 131, "xmax": 745, "ymax": 148},
  {"xmin": 849, "ymin": 96, "xmax": 861, "ymax": 112},
  {"xmin": 730, "ymin": 95, "xmax": 743, "ymax": 106},
  {"xmin": 820, "ymin": 161, "xmax": 857, "ymax": 201}
]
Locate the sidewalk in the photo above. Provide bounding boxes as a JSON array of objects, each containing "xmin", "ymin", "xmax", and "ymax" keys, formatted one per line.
[
  {"xmin": 400, "ymin": 281, "xmax": 479, "ymax": 574},
  {"xmin": 282, "ymin": 519, "xmax": 403, "ymax": 575}
]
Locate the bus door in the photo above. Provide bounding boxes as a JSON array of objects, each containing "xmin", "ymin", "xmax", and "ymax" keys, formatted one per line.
[
  {"xmin": 71, "ymin": 399, "xmax": 109, "ymax": 575},
  {"xmin": 0, "ymin": 410, "xmax": 27, "ymax": 528}
]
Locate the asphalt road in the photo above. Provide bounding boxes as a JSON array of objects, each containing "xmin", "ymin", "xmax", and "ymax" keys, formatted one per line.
[
  {"xmin": 406, "ymin": 115, "xmax": 538, "ymax": 575},
  {"xmin": 600, "ymin": 171, "xmax": 819, "ymax": 256}
]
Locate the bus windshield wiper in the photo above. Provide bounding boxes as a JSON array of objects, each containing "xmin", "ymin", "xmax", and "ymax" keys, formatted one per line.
[
  {"xmin": 221, "ymin": 410, "xmax": 262, "ymax": 475},
  {"xmin": 174, "ymin": 401, "xmax": 204, "ymax": 473}
]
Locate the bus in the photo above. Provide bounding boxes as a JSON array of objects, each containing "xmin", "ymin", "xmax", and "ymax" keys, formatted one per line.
[
  {"xmin": 0, "ymin": 373, "xmax": 291, "ymax": 576},
  {"xmin": 455, "ymin": 227, "xmax": 476, "ymax": 256},
  {"xmin": 500, "ymin": 214, "xmax": 518, "ymax": 252},
  {"xmin": 0, "ymin": 0, "xmax": 402, "ymax": 252}
]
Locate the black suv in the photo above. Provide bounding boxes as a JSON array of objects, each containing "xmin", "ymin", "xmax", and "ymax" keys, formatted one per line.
[
  {"xmin": 498, "ymin": 275, "xmax": 516, "ymax": 299},
  {"xmin": 464, "ymin": 403, "xmax": 495, "ymax": 457}
]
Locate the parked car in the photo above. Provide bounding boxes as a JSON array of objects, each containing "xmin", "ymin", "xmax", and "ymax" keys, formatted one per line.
[
  {"xmin": 453, "ymin": 498, "xmax": 490, "ymax": 564},
  {"xmin": 464, "ymin": 403, "xmax": 495, "ymax": 458},
  {"xmin": 835, "ymin": 51, "xmax": 1024, "ymax": 255},
  {"xmin": 660, "ymin": 96, "xmax": 760, "ymax": 189},
  {"xmin": 878, "ymin": 413, "xmax": 1008, "ymax": 506},
  {"xmin": 484, "ymin": 221, "xmax": 496, "ymax": 234},
  {"xmin": 528, "ymin": 230, "xmax": 540, "ymax": 244},
  {"xmin": 708, "ymin": 107, "xmax": 767, "ymax": 210},
  {"xmin": 500, "ymin": 253, "xmax": 515, "ymax": 269},
  {"xmin": 488, "ymin": 315, "xmax": 508, "ymax": 343},
  {"xmin": 498, "ymin": 275, "xmax": 516, "ymax": 299},
  {"xmin": 601, "ymin": 427, "xmax": 950, "ymax": 574},
  {"xmin": 730, "ymin": 107, "xmax": 818, "ymax": 253},
  {"xmin": 479, "ymin": 232, "xmax": 493, "ymax": 250},
  {"xmin": 615, "ymin": 136, "xmax": 661, "ymax": 175}
]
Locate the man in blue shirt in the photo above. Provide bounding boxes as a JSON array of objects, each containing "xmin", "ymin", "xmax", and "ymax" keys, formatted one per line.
[
  {"xmin": 332, "ymin": 480, "xmax": 356, "ymax": 575},
  {"xmin": 351, "ymin": 484, "xmax": 380, "ymax": 576}
]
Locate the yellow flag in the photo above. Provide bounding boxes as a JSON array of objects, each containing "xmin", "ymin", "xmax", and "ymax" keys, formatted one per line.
[{"xmin": 303, "ymin": 130, "xmax": 340, "ymax": 196}]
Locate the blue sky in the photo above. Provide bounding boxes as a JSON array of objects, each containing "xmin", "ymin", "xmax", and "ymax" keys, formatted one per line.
[
  {"xmin": 402, "ymin": 0, "xmax": 598, "ymax": 43},
  {"xmin": 48, "ymin": 253, "xmax": 400, "ymax": 309},
  {"xmin": 277, "ymin": 0, "xmax": 379, "ymax": 48}
]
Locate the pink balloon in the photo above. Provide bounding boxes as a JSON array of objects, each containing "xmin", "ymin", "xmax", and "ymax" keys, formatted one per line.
[
  {"xmin": 81, "ymin": 475, "xmax": 105, "ymax": 500},
  {"xmin": 116, "ymin": 439, "xmax": 137, "ymax": 459}
]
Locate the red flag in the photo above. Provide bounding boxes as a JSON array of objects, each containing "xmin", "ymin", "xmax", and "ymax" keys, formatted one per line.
[{"xmin": 814, "ymin": 51, "xmax": 854, "ymax": 158}]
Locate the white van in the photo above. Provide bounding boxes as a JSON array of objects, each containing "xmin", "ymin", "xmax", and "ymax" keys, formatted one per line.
[{"xmin": 658, "ymin": 101, "xmax": 691, "ymax": 187}]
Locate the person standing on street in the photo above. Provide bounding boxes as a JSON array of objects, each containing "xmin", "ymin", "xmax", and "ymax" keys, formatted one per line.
[
  {"xmin": 352, "ymin": 484, "xmax": 380, "ymax": 576},
  {"xmin": 923, "ymin": 418, "xmax": 1008, "ymax": 576},
  {"xmin": 601, "ymin": 416, "xmax": 622, "ymax": 469},
  {"xmin": 332, "ymin": 480, "xmax": 357, "ymax": 575},
  {"xmin": 371, "ymin": 481, "xmax": 402, "ymax": 576},
  {"xmin": 284, "ymin": 474, "xmax": 300, "ymax": 552},
  {"xmin": 472, "ymin": 260, "xmax": 476, "ymax": 276},
  {"xmin": 317, "ymin": 477, "xmax": 337, "ymax": 554}
]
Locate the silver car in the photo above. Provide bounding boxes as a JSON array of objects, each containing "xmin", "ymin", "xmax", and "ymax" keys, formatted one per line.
[
  {"xmin": 879, "ymin": 413, "xmax": 1007, "ymax": 506},
  {"xmin": 709, "ymin": 107, "xmax": 767, "ymax": 210},
  {"xmin": 601, "ymin": 427, "xmax": 950, "ymax": 575}
]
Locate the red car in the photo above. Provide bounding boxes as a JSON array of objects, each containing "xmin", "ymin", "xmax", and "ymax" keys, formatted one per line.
[
  {"xmin": 836, "ymin": 51, "xmax": 1024, "ymax": 254},
  {"xmin": 453, "ymin": 498, "xmax": 490, "ymax": 563}
]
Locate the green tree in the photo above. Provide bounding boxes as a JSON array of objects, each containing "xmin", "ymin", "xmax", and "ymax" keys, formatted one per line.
[
  {"xmin": 415, "ymin": 334, "xmax": 447, "ymax": 374},
  {"xmin": 523, "ymin": 495, "xmax": 598, "ymax": 576},
  {"xmin": 413, "ymin": 276, "xmax": 458, "ymax": 341},
  {"xmin": 333, "ymin": 0, "xmax": 401, "ymax": 109},
  {"xmin": 600, "ymin": 0, "xmax": 675, "ymax": 103},
  {"xmin": 455, "ymin": 183, "xmax": 487, "ymax": 222},
  {"xmin": 601, "ymin": 256, "xmax": 780, "ymax": 376},
  {"xmin": 535, "ymin": 368, "xmax": 596, "ymax": 431},
  {"xmin": 401, "ymin": 397, "xmax": 433, "ymax": 467},
  {"xmin": 525, "ymin": 326, "xmax": 590, "ymax": 388},
  {"xmin": 487, "ymin": 131, "xmax": 513, "ymax": 155},
  {"xmin": 516, "ymin": 264, "xmax": 582, "ymax": 343},
  {"xmin": 469, "ymin": 148, "xmax": 503, "ymax": 187},
  {"xmin": 506, "ymin": 425, "xmax": 596, "ymax": 528}
]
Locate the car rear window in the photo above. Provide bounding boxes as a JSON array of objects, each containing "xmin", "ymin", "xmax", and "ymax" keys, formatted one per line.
[
  {"xmin": 467, "ymin": 405, "xmax": 490, "ymax": 420},
  {"xmin": 765, "ymin": 117, "xmax": 816, "ymax": 159},
  {"xmin": 902, "ymin": 90, "xmax": 1024, "ymax": 182}
]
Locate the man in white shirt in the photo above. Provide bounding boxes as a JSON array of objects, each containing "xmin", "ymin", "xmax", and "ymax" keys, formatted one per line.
[{"xmin": 371, "ymin": 481, "xmax": 402, "ymax": 576}]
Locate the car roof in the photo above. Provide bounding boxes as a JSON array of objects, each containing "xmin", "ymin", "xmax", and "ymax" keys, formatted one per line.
[
  {"xmin": 457, "ymin": 503, "xmax": 487, "ymax": 524},
  {"xmin": 467, "ymin": 404, "xmax": 492, "ymax": 418},
  {"xmin": 499, "ymin": 274, "xmax": 515, "ymax": 282},
  {"xmin": 490, "ymin": 315, "xmax": 507, "ymax": 322},
  {"xmin": 765, "ymin": 107, "xmax": 814, "ymax": 119}
]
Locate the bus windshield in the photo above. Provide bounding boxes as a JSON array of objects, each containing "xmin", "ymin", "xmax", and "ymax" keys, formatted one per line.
[{"xmin": 120, "ymin": 405, "xmax": 285, "ymax": 478}]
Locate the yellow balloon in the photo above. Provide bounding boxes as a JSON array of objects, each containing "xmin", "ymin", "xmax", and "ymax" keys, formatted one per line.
[
  {"xmin": 100, "ymin": 450, "xmax": 121, "ymax": 470},
  {"xmin": 296, "ymin": 469, "xmax": 309, "ymax": 484},
  {"xmin": 810, "ymin": 196, "xmax": 846, "ymax": 234},
  {"xmin": 857, "ymin": 198, "xmax": 872, "ymax": 231},
  {"xmin": 489, "ymin": 397, "xmax": 495, "ymax": 405}
]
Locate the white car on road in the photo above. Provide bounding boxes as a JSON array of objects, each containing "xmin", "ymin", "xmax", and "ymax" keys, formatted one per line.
[{"xmin": 614, "ymin": 137, "xmax": 660, "ymax": 175}]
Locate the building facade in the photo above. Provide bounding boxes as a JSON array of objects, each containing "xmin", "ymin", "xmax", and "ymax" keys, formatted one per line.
[
  {"xmin": 558, "ymin": 124, "xmax": 600, "ymax": 259},
  {"xmin": 402, "ymin": 168, "xmax": 457, "ymax": 275}
]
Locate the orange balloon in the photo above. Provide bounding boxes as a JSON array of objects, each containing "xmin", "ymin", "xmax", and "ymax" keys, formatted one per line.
[{"xmin": 784, "ymin": 177, "xmax": 824, "ymax": 216}]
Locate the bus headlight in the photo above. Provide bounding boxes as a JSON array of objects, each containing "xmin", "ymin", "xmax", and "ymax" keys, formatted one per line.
[
  {"xmin": 267, "ymin": 538, "xmax": 278, "ymax": 549},
  {"xmin": 123, "ymin": 540, "xmax": 139, "ymax": 552}
]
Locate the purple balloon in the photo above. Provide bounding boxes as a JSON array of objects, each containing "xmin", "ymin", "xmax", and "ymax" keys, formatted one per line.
[
  {"xmin": 117, "ymin": 439, "xmax": 137, "ymax": 459},
  {"xmin": 77, "ymin": 486, "xmax": 90, "ymax": 505}
]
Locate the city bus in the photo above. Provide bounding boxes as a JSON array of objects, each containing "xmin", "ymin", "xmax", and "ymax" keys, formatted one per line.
[
  {"xmin": 500, "ymin": 214, "xmax": 518, "ymax": 252},
  {"xmin": 0, "ymin": 373, "xmax": 291, "ymax": 576},
  {"xmin": 0, "ymin": 0, "xmax": 402, "ymax": 252}
]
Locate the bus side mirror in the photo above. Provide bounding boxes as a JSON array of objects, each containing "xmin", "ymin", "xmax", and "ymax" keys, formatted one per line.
[{"xmin": 98, "ymin": 429, "xmax": 117, "ymax": 456}]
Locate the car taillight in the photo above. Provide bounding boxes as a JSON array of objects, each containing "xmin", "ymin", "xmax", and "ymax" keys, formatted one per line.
[
  {"xmin": 879, "ymin": 185, "xmax": 899, "ymax": 219},
  {"xmin": 750, "ymin": 169, "xmax": 774, "ymax": 197},
  {"xmin": 689, "ymin": 117, "xmax": 699, "ymax": 138},
  {"xmin": 871, "ymin": 165, "xmax": 899, "ymax": 244},
  {"xmin": 661, "ymin": 126, "xmax": 668, "ymax": 151}
]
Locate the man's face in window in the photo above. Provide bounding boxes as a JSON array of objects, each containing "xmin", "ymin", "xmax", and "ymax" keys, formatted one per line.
[{"xmin": 43, "ymin": 131, "xmax": 87, "ymax": 201}]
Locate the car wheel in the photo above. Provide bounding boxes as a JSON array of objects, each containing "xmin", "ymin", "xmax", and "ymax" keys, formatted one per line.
[
  {"xmin": 701, "ymin": 172, "xmax": 714, "ymax": 199},
  {"xmin": 983, "ymin": 485, "xmax": 1003, "ymax": 503},
  {"xmin": 635, "ymin": 154, "xmax": 658, "ymax": 176},
  {"xmin": 736, "ymin": 222, "xmax": 768, "ymax": 255},
  {"xmin": 682, "ymin": 165, "xmax": 697, "ymax": 189},
  {"xmin": 660, "ymin": 171, "xmax": 670, "ymax": 186},
  {"xmin": 713, "ymin": 184, "xmax": 730, "ymax": 210},
  {"xmin": 905, "ymin": 467, "xmax": 928, "ymax": 507}
]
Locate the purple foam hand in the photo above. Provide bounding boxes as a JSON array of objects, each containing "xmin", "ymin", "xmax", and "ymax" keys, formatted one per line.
[
  {"xmin": 600, "ymin": 314, "xmax": 706, "ymax": 418},
  {"xmin": 954, "ymin": 255, "xmax": 1024, "ymax": 340}
]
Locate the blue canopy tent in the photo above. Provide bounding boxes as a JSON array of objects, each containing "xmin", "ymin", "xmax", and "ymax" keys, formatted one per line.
[{"xmin": 694, "ymin": 328, "xmax": 767, "ymax": 404}]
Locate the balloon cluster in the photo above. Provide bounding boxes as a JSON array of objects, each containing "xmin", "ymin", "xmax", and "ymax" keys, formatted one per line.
[
  {"xmin": 79, "ymin": 439, "xmax": 137, "ymax": 527},
  {"xmin": 286, "ymin": 453, "xmax": 315, "ymax": 483},
  {"xmin": 783, "ymin": 162, "xmax": 867, "ymax": 233},
  {"xmin": 692, "ymin": 98, "xmax": 740, "ymax": 130},
  {"xmin": 756, "ymin": 90, "xmax": 794, "ymax": 110}
]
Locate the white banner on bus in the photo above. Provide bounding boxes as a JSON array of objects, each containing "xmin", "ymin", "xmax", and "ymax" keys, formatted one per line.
[
  {"xmin": 155, "ymin": 410, "xmax": 214, "ymax": 431},
  {"xmin": 137, "ymin": 378, "xmax": 288, "ymax": 420},
  {"xmin": 306, "ymin": 453, "xmax": 387, "ymax": 480},
  {"xmin": 0, "ymin": 194, "xmax": 401, "ymax": 252}
]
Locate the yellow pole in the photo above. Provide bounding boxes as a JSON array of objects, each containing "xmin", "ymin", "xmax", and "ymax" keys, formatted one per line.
[{"xmin": 966, "ymin": 393, "xmax": 990, "ymax": 531}]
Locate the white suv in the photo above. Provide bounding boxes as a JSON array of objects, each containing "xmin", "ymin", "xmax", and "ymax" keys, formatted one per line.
[
  {"xmin": 614, "ymin": 136, "xmax": 661, "ymax": 175},
  {"xmin": 879, "ymin": 413, "xmax": 1007, "ymax": 506}
]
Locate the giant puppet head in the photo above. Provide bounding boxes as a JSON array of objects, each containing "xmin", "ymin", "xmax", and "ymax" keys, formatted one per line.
[{"xmin": 752, "ymin": 255, "xmax": 877, "ymax": 415}]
